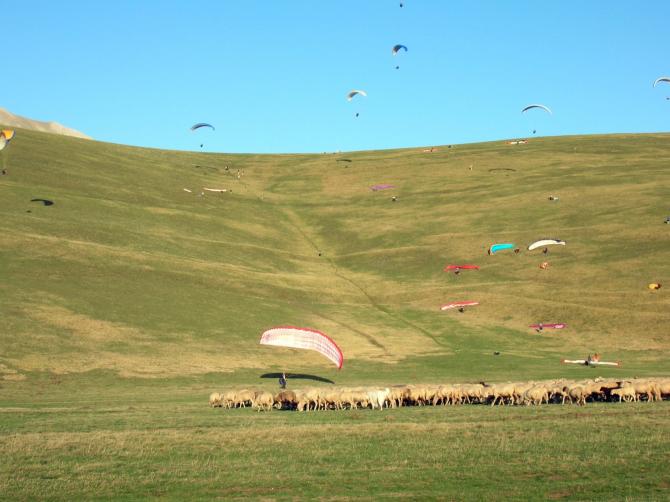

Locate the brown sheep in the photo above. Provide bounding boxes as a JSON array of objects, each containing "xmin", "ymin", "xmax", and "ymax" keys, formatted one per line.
[{"xmin": 274, "ymin": 390, "xmax": 297, "ymax": 410}]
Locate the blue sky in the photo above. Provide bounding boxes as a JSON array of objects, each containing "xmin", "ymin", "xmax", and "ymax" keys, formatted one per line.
[{"xmin": 3, "ymin": 1, "xmax": 669, "ymax": 153}]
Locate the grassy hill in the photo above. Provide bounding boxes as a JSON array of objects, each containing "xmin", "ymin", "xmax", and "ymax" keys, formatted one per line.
[
  {"xmin": 1, "ymin": 129, "xmax": 668, "ymax": 387},
  {"xmin": 1, "ymin": 128, "xmax": 669, "ymax": 499}
]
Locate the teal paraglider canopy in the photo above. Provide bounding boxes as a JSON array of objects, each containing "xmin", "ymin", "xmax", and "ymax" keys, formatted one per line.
[{"xmin": 489, "ymin": 243, "xmax": 515, "ymax": 255}]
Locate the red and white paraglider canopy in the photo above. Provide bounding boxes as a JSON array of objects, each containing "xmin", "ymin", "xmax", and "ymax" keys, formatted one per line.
[{"xmin": 260, "ymin": 326, "xmax": 344, "ymax": 369}]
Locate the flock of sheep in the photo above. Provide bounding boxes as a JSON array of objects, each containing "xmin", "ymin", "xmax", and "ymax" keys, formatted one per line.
[{"xmin": 210, "ymin": 377, "xmax": 670, "ymax": 411}]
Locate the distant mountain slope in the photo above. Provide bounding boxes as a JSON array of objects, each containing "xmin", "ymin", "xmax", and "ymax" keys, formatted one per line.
[{"xmin": 0, "ymin": 107, "xmax": 90, "ymax": 139}]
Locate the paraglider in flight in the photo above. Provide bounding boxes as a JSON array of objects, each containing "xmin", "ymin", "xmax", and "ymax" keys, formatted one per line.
[
  {"xmin": 522, "ymin": 105, "xmax": 551, "ymax": 135},
  {"xmin": 528, "ymin": 239, "xmax": 565, "ymax": 251},
  {"xmin": 488, "ymin": 243, "xmax": 515, "ymax": 255},
  {"xmin": 0, "ymin": 129, "xmax": 15, "ymax": 152},
  {"xmin": 260, "ymin": 326, "xmax": 344, "ymax": 369},
  {"xmin": 653, "ymin": 77, "xmax": 670, "ymax": 87},
  {"xmin": 190, "ymin": 123, "xmax": 215, "ymax": 131},
  {"xmin": 190, "ymin": 123, "xmax": 214, "ymax": 149},
  {"xmin": 392, "ymin": 44, "xmax": 407, "ymax": 69},
  {"xmin": 347, "ymin": 90, "xmax": 367, "ymax": 101},
  {"xmin": 522, "ymin": 104, "xmax": 552, "ymax": 115}
]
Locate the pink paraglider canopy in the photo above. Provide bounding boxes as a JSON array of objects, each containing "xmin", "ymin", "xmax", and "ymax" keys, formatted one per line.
[
  {"xmin": 260, "ymin": 326, "xmax": 344, "ymax": 369},
  {"xmin": 370, "ymin": 184, "xmax": 395, "ymax": 191}
]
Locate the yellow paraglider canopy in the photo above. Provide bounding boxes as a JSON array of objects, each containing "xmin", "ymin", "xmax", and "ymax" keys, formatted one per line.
[
  {"xmin": 648, "ymin": 283, "xmax": 661, "ymax": 290},
  {"xmin": 1, "ymin": 130, "xmax": 15, "ymax": 141},
  {"xmin": 0, "ymin": 129, "xmax": 15, "ymax": 152}
]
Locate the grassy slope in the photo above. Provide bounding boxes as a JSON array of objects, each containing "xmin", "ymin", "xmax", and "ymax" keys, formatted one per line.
[{"xmin": 1, "ymin": 129, "xmax": 669, "ymax": 499}]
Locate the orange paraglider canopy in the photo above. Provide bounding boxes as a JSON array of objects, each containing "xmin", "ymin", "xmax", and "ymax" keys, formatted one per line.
[{"xmin": 539, "ymin": 262, "xmax": 549, "ymax": 269}]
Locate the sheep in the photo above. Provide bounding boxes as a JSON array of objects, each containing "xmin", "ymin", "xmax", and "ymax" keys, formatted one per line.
[
  {"xmin": 459, "ymin": 384, "xmax": 486, "ymax": 404},
  {"xmin": 367, "ymin": 388, "xmax": 390, "ymax": 410},
  {"xmin": 220, "ymin": 390, "xmax": 237, "ymax": 409},
  {"xmin": 658, "ymin": 379, "xmax": 670, "ymax": 398},
  {"xmin": 617, "ymin": 380, "xmax": 659, "ymax": 402},
  {"xmin": 254, "ymin": 391, "xmax": 275, "ymax": 412},
  {"xmin": 274, "ymin": 390, "xmax": 297, "ymax": 410},
  {"xmin": 235, "ymin": 389, "xmax": 256, "ymax": 408},
  {"xmin": 611, "ymin": 387, "xmax": 637, "ymax": 403},
  {"xmin": 302, "ymin": 388, "xmax": 321, "ymax": 411},
  {"xmin": 209, "ymin": 392, "xmax": 223, "ymax": 407},
  {"xmin": 490, "ymin": 383, "xmax": 517, "ymax": 406},
  {"xmin": 513, "ymin": 382, "xmax": 537, "ymax": 405},
  {"xmin": 387, "ymin": 386, "xmax": 408, "ymax": 408},
  {"xmin": 523, "ymin": 385, "xmax": 549, "ymax": 406},
  {"xmin": 566, "ymin": 385, "xmax": 587, "ymax": 406},
  {"xmin": 210, "ymin": 377, "xmax": 669, "ymax": 412},
  {"xmin": 432, "ymin": 385, "xmax": 457, "ymax": 406}
]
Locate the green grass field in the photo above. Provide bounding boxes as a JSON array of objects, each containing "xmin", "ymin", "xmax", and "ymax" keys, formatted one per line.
[{"xmin": 1, "ymin": 129, "xmax": 669, "ymax": 499}]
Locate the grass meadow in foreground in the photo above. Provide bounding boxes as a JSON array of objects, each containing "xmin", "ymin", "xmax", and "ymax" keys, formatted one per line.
[{"xmin": 1, "ymin": 400, "xmax": 669, "ymax": 501}]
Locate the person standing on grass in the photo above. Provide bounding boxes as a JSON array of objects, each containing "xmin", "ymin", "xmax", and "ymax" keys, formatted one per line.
[{"xmin": 279, "ymin": 372, "xmax": 287, "ymax": 389}]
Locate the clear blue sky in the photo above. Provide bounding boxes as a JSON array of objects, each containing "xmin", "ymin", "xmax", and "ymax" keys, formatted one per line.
[{"xmin": 3, "ymin": 1, "xmax": 669, "ymax": 153}]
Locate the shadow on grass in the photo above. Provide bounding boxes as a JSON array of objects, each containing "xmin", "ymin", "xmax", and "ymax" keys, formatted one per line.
[{"xmin": 260, "ymin": 373, "xmax": 335, "ymax": 384}]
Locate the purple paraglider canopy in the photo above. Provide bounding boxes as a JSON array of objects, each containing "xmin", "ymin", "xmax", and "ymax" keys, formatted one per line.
[{"xmin": 370, "ymin": 184, "xmax": 395, "ymax": 191}]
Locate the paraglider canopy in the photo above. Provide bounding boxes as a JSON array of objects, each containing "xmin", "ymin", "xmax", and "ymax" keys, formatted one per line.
[
  {"xmin": 0, "ymin": 129, "xmax": 15, "ymax": 152},
  {"xmin": 440, "ymin": 301, "xmax": 479, "ymax": 311},
  {"xmin": 530, "ymin": 323, "xmax": 566, "ymax": 330},
  {"xmin": 260, "ymin": 326, "xmax": 344, "ymax": 369},
  {"xmin": 489, "ymin": 243, "xmax": 515, "ymax": 255},
  {"xmin": 648, "ymin": 283, "xmax": 661, "ymax": 290},
  {"xmin": 444, "ymin": 264, "xmax": 479, "ymax": 272},
  {"xmin": 347, "ymin": 90, "xmax": 367, "ymax": 101},
  {"xmin": 653, "ymin": 77, "xmax": 670, "ymax": 87},
  {"xmin": 528, "ymin": 239, "xmax": 565, "ymax": 251},
  {"xmin": 522, "ymin": 104, "xmax": 552, "ymax": 114},
  {"xmin": 190, "ymin": 123, "xmax": 215, "ymax": 131},
  {"xmin": 392, "ymin": 44, "xmax": 408, "ymax": 56},
  {"xmin": 370, "ymin": 184, "xmax": 395, "ymax": 191}
]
